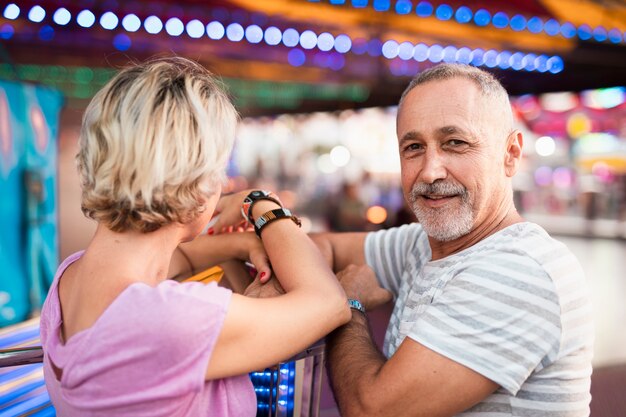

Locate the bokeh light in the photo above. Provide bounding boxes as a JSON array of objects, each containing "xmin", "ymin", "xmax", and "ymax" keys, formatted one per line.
[
  {"xmin": 330, "ymin": 145, "xmax": 351, "ymax": 167},
  {"xmin": 144, "ymin": 16, "xmax": 163, "ymax": 34},
  {"xmin": 53, "ymin": 8, "xmax": 71, "ymax": 26},
  {"xmin": 367, "ymin": 206, "xmax": 388, "ymax": 224},
  {"xmin": 535, "ymin": 136, "xmax": 556, "ymax": 157}
]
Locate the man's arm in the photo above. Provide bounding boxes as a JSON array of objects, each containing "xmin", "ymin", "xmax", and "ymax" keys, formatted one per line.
[
  {"xmin": 310, "ymin": 232, "xmax": 368, "ymax": 272},
  {"xmin": 327, "ymin": 265, "xmax": 499, "ymax": 417}
]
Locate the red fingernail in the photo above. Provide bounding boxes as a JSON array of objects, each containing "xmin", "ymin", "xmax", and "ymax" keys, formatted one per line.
[
  {"xmin": 260, "ymin": 272, "xmax": 266, "ymax": 279},
  {"xmin": 207, "ymin": 228, "xmax": 214, "ymax": 235}
]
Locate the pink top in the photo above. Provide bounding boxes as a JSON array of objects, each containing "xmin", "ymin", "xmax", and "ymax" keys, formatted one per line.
[{"xmin": 40, "ymin": 251, "xmax": 256, "ymax": 417}]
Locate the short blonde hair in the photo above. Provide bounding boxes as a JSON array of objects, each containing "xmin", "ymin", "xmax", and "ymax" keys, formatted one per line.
[{"xmin": 77, "ymin": 57, "xmax": 237, "ymax": 233}]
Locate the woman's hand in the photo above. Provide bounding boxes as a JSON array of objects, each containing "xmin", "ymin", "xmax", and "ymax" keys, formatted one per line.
[
  {"xmin": 247, "ymin": 235, "xmax": 273, "ymax": 284},
  {"xmin": 207, "ymin": 190, "xmax": 252, "ymax": 235}
]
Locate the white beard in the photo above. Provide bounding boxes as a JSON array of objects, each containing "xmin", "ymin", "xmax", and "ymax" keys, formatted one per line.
[{"xmin": 409, "ymin": 181, "xmax": 474, "ymax": 242}]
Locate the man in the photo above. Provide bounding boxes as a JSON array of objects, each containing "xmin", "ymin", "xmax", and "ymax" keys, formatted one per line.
[{"xmin": 311, "ymin": 64, "xmax": 593, "ymax": 416}]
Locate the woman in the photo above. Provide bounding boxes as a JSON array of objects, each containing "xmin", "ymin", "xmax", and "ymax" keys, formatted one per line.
[{"xmin": 40, "ymin": 57, "xmax": 350, "ymax": 416}]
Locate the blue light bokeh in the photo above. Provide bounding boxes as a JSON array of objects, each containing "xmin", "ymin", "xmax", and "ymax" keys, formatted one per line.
[{"xmin": 455, "ymin": 6, "xmax": 472, "ymax": 24}]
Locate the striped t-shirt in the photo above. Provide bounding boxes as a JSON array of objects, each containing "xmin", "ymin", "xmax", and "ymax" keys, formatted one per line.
[{"xmin": 364, "ymin": 222, "xmax": 593, "ymax": 416}]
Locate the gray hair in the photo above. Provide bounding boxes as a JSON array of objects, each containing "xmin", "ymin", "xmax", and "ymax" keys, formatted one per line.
[{"xmin": 399, "ymin": 64, "xmax": 513, "ymax": 131}]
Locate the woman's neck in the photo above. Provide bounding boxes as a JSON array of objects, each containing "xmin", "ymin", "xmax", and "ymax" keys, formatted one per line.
[{"xmin": 83, "ymin": 223, "xmax": 185, "ymax": 285}]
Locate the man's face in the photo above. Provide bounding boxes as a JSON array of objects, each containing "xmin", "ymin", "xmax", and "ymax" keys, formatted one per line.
[{"xmin": 396, "ymin": 78, "xmax": 511, "ymax": 242}]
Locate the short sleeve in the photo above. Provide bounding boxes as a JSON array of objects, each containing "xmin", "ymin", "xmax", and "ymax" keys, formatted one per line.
[
  {"xmin": 365, "ymin": 223, "xmax": 430, "ymax": 297},
  {"xmin": 406, "ymin": 253, "xmax": 562, "ymax": 395}
]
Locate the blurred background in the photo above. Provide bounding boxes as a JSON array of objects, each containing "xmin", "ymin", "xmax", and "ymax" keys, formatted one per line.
[{"xmin": 0, "ymin": 0, "xmax": 625, "ymax": 415}]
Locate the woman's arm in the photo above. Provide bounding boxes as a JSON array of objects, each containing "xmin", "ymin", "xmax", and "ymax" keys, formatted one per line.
[
  {"xmin": 205, "ymin": 199, "xmax": 352, "ymax": 379},
  {"xmin": 170, "ymin": 231, "xmax": 271, "ymax": 281}
]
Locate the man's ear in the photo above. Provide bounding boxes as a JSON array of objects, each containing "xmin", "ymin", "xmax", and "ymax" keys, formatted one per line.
[{"xmin": 504, "ymin": 130, "xmax": 523, "ymax": 177}]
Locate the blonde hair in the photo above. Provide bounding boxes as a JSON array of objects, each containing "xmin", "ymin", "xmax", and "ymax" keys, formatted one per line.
[{"xmin": 77, "ymin": 57, "xmax": 238, "ymax": 233}]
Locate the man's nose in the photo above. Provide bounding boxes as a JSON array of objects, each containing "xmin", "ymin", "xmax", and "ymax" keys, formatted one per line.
[{"xmin": 420, "ymin": 150, "xmax": 447, "ymax": 184}]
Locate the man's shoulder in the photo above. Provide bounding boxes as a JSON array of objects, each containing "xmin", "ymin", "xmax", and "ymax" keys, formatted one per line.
[
  {"xmin": 469, "ymin": 222, "xmax": 573, "ymax": 263},
  {"xmin": 448, "ymin": 222, "xmax": 586, "ymax": 306}
]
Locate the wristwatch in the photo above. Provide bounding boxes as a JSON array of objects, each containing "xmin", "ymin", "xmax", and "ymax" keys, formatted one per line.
[
  {"xmin": 254, "ymin": 208, "xmax": 301, "ymax": 238},
  {"xmin": 241, "ymin": 190, "xmax": 282, "ymax": 224}
]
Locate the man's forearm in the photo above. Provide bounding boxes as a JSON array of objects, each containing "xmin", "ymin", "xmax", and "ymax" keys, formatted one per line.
[
  {"xmin": 310, "ymin": 232, "xmax": 367, "ymax": 272},
  {"xmin": 326, "ymin": 311, "xmax": 386, "ymax": 417}
]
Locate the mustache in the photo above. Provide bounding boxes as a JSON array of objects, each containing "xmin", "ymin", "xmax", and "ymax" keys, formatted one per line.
[{"xmin": 410, "ymin": 181, "xmax": 467, "ymax": 198}]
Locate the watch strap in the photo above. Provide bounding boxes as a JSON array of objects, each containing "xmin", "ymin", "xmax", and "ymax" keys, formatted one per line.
[
  {"xmin": 254, "ymin": 208, "xmax": 301, "ymax": 238},
  {"xmin": 348, "ymin": 298, "xmax": 366, "ymax": 314},
  {"xmin": 241, "ymin": 190, "xmax": 282, "ymax": 224}
]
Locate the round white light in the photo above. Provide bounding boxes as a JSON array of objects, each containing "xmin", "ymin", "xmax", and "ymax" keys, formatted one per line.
[
  {"xmin": 165, "ymin": 17, "xmax": 184, "ymax": 36},
  {"xmin": 535, "ymin": 136, "xmax": 556, "ymax": 156},
  {"xmin": 264, "ymin": 26, "xmax": 282, "ymax": 45},
  {"xmin": 226, "ymin": 23, "xmax": 244, "ymax": 42},
  {"xmin": 282, "ymin": 28, "xmax": 299, "ymax": 47},
  {"xmin": 330, "ymin": 145, "xmax": 351, "ymax": 167},
  {"xmin": 186, "ymin": 19, "xmax": 205, "ymax": 38},
  {"xmin": 334, "ymin": 34, "xmax": 352, "ymax": 53},
  {"xmin": 76, "ymin": 10, "xmax": 96, "ymax": 28},
  {"xmin": 122, "ymin": 14, "xmax": 141, "ymax": 32},
  {"xmin": 245, "ymin": 24, "xmax": 263, "ymax": 43},
  {"xmin": 53, "ymin": 8, "xmax": 71, "ymax": 25},
  {"xmin": 206, "ymin": 21, "xmax": 224, "ymax": 40},
  {"xmin": 144, "ymin": 15, "xmax": 163, "ymax": 34},
  {"xmin": 317, "ymin": 32, "xmax": 335, "ymax": 51},
  {"xmin": 3, "ymin": 4, "xmax": 20, "ymax": 20},
  {"xmin": 300, "ymin": 30, "xmax": 318, "ymax": 49},
  {"xmin": 398, "ymin": 42, "xmax": 414, "ymax": 60},
  {"xmin": 28, "ymin": 5, "xmax": 45, "ymax": 23},
  {"xmin": 100, "ymin": 11, "xmax": 119, "ymax": 30}
]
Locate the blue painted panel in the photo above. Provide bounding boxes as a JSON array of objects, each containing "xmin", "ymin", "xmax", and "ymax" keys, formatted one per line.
[{"xmin": 0, "ymin": 81, "xmax": 63, "ymax": 326}]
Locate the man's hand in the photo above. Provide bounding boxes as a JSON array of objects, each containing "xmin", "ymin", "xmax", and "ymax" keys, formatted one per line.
[
  {"xmin": 244, "ymin": 276, "xmax": 286, "ymax": 298},
  {"xmin": 337, "ymin": 264, "xmax": 392, "ymax": 310}
]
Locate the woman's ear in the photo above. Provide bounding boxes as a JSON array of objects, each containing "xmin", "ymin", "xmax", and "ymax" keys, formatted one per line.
[{"xmin": 504, "ymin": 130, "xmax": 523, "ymax": 177}]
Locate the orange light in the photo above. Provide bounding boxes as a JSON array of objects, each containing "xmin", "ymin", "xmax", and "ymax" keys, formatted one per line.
[{"xmin": 366, "ymin": 205, "xmax": 387, "ymax": 224}]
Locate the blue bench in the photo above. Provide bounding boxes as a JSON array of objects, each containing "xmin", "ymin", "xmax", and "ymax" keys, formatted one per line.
[{"xmin": 0, "ymin": 318, "xmax": 53, "ymax": 416}]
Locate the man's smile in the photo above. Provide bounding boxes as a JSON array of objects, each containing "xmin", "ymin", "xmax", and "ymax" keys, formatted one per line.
[{"xmin": 419, "ymin": 194, "xmax": 459, "ymax": 208}]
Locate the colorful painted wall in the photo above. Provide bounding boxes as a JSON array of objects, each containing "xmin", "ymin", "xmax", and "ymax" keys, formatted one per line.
[{"xmin": 0, "ymin": 80, "xmax": 63, "ymax": 326}]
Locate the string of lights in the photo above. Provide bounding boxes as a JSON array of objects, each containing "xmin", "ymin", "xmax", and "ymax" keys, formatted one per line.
[
  {"xmin": 0, "ymin": 63, "xmax": 370, "ymax": 106},
  {"xmin": 306, "ymin": 0, "xmax": 626, "ymax": 45},
  {"xmin": 1, "ymin": 3, "xmax": 564, "ymax": 74}
]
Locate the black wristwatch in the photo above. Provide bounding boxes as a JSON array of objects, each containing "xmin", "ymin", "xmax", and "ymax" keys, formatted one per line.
[{"xmin": 241, "ymin": 190, "xmax": 282, "ymax": 224}]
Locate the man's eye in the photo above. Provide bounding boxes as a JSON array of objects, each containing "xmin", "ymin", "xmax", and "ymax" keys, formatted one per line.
[
  {"xmin": 447, "ymin": 139, "xmax": 467, "ymax": 146},
  {"xmin": 405, "ymin": 143, "xmax": 422, "ymax": 151}
]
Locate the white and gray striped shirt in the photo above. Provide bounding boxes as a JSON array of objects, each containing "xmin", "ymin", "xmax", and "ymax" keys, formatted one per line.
[{"xmin": 365, "ymin": 222, "xmax": 593, "ymax": 416}]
